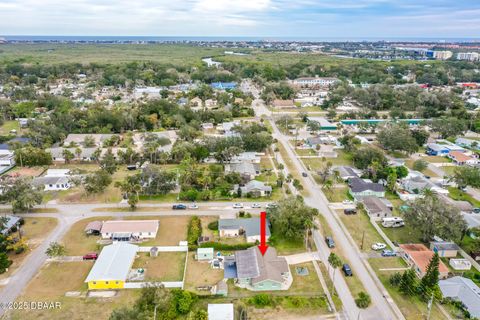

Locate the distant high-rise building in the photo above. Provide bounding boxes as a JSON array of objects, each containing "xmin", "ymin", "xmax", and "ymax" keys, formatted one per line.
[
  {"xmin": 433, "ymin": 50, "xmax": 453, "ymax": 60},
  {"xmin": 457, "ymin": 52, "xmax": 480, "ymax": 61}
]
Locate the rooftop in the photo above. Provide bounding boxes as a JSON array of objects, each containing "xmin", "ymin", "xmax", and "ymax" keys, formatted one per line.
[
  {"xmin": 100, "ymin": 220, "xmax": 159, "ymax": 234},
  {"xmin": 218, "ymin": 218, "xmax": 271, "ymax": 238},
  {"xmin": 85, "ymin": 243, "xmax": 138, "ymax": 282}
]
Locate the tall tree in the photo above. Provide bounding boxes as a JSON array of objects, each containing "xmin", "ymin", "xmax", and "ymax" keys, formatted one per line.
[
  {"xmin": 0, "ymin": 178, "xmax": 43, "ymax": 213},
  {"xmin": 419, "ymin": 253, "xmax": 442, "ymax": 301},
  {"xmin": 399, "ymin": 268, "xmax": 418, "ymax": 296},
  {"xmin": 403, "ymin": 192, "xmax": 467, "ymax": 242}
]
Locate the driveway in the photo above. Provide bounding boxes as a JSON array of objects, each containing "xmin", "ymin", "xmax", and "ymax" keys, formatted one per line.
[{"xmin": 285, "ymin": 252, "xmax": 320, "ymax": 265}]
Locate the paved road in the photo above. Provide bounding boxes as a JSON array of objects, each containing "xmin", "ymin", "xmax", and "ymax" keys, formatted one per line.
[{"xmin": 269, "ymin": 116, "xmax": 403, "ymax": 320}]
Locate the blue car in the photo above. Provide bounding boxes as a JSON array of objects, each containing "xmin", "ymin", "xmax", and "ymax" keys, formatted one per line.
[
  {"xmin": 381, "ymin": 249, "xmax": 397, "ymax": 257},
  {"xmin": 172, "ymin": 204, "xmax": 187, "ymax": 210}
]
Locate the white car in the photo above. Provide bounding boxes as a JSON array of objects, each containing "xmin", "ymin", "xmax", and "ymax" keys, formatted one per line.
[
  {"xmin": 266, "ymin": 203, "xmax": 278, "ymax": 209},
  {"xmin": 371, "ymin": 243, "xmax": 387, "ymax": 251},
  {"xmin": 251, "ymin": 203, "xmax": 261, "ymax": 208},
  {"xmin": 342, "ymin": 200, "xmax": 354, "ymax": 205},
  {"xmin": 188, "ymin": 203, "xmax": 199, "ymax": 210},
  {"xmin": 233, "ymin": 203, "xmax": 244, "ymax": 209}
]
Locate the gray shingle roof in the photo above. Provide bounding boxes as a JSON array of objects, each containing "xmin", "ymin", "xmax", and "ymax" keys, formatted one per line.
[
  {"xmin": 439, "ymin": 276, "xmax": 480, "ymax": 318},
  {"xmin": 235, "ymin": 247, "xmax": 289, "ymax": 285},
  {"xmin": 348, "ymin": 177, "xmax": 385, "ymax": 193},
  {"xmin": 218, "ymin": 218, "xmax": 271, "ymax": 238}
]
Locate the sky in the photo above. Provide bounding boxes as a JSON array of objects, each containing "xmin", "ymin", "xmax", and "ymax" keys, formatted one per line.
[{"xmin": 1, "ymin": 0, "xmax": 480, "ymax": 38}]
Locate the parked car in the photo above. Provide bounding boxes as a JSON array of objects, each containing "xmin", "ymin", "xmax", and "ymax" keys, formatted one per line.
[
  {"xmin": 371, "ymin": 243, "xmax": 387, "ymax": 250},
  {"xmin": 473, "ymin": 208, "xmax": 480, "ymax": 214},
  {"xmin": 83, "ymin": 252, "xmax": 98, "ymax": 260},
  {"xmin": 302, "ymin": 172, "xmax": 308, "ymax": 177},
  {"xmin": 342, "ymin": 264, "xmax": 353, "ymax": 276},
  {"xmin": 344, "ymin": 208, "xmax": 357, "ymax": 215},
  {"xmin": 172, "ymin": 204, "xmax": 187, "ymax": 210},
  {"xmin": 342, "ymin": 200, "xmax": 354, "ymax": 205},
  {"xmin": 188, "ymin": 203, "xmax": 199, "ymax": 210},
  {"xmin": 381, "ymin": 250, "xmax": 397, "ymax": 257},
  {"xmin": 233, "ymin": 203, "xmax": 244, "ymax": 209},
  {"xmin": 252, "ymin": 203, "xmax": 261, "ymax": 208},
  {"xmin": 266, "ymin": 203, "xmax": 278, "ymax": 209},
  {"xmin": 325, "ymin": 236, "xmax": 335, "ymax": 248}
]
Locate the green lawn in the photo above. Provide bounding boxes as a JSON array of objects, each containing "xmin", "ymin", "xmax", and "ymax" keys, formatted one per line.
[
  {"xmin": 404, "ymin": 159, "xmax": 439, "ymax": 178},
  {"xmin": 339, "ymin": 210, "xmax": 387, "ymax": 252},
  {"xmin": 322, "ymin": 186, "xmax": 349, "ymax": 203},
  {"xmin": 378, "ymin": 221, "xmax": 424, "ymax": 245},
  {"xmin": 448, "ymin": 187, "xmax": 480, "ymax": 207},
  {"xmin": 302, "ymin": 150, "xmax": 353, "ymax": 170},
  {"xmin": 0, "ymin": 120, "xmax": 20, "ymax": 135},
  {"xmin": 368, "ymin": 257, "xmax": 448, "ymax": 320}
]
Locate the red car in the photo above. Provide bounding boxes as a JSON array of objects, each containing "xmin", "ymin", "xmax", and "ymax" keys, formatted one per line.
[{"xmin": 82, "ymin": 252, "xmax": 98, "ymax": 260}]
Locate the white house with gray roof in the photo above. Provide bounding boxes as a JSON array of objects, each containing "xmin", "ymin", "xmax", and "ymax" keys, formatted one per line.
[
  {"xmin": 232, "ymin": 180, "xmax": 272, "ymax": 198},
  {"xmin": 224, "ymin": 162, "xmax": 260, "ymax": 180},
  {"xmin": 218, "ymin": 217, "xmax": 271, "ymax": 243}
]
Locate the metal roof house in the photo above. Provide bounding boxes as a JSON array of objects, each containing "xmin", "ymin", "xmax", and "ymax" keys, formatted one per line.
[
  {"xmin": 219, "ymin": 218, "xmax": 271, "ymax": 243},
  {"xmin": 0, "ymin": 215, "xmax": 22, "ymax": 236},
  {"xmin": 232, "ymin": 180, "xmax": 272, "ymax": 198},
  {"xmin": 85, "ymin": 243, "xmax": 138, "ymax": 290},
  {"xmin": 440, "ymin": 277, "xmax": 480, "ymax": 319},
  {"xmin": 307, "ymin": 117, "xmax": 337, "ymax": 131}
]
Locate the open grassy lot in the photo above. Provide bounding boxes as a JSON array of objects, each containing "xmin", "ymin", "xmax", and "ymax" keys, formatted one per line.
[
  {"xmin": 303, "ymin": 150, "xmax": 353, "ymax": 170},
  {"xmin": 323, "ymin": 186, "xmax": 349, "ymax": 202},
  {"xmin": 404, "ymin": 159, "xmax": 439, "ymax": 178},
  {"xmin": 10, "ymin": 261, "xmax": 139, "ymax": 320},
  {"xmin": 289, "ymin": 262, "xmax": 324, "ymax": 295},
  {"xmin": 0, "ymin": 44, "xmax": 225, "ymax": 65},
  {"xmin": 55, "ymin": 165, "xmax": 134, "ymax": 204},
  {"xmin": 132, "ymin": 252, "xmax": 186, "ymax": 281},
  {"xmin": 423, "ymin": 156, "xmax": 450, "ymax": 163},
  {"xmin": 295, "ymin": 148, "xmax": 317, "ymax": 156},
  {"xmin": 184, "ymin": 252, "xmax": 224, "ymax": 294},
  {"xmin": 448, "ymin": 187, "xmax": 480, "ymax": 207},
  {"xmin": 0, "ymin": 120, "xmax": 20, "ymax": 135},
  {"xmin": 368, "ymin": 257, "xmax": 448, "ymax": 320},
  {"xmin": 441, "ymin": 166, "xmax": 457, "ymax": 176},
  {"xmin": 338, "ymin": 210, "xmax": 386, "ymax": 252},
  {"xmin": 0, "ymin": 217, "xmax": 58, "ymax": 283},
  {"xmin": 378, "ymin": 221, "xmax": 424, "ymax": 245}
]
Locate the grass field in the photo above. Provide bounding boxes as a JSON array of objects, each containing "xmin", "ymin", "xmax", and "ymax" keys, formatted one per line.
[
  {"xmin": 323, "ymin": 186, "xmax": 349, "ymax": 202},
  {"xmin": 0, "ymin": 44, "xmax": 225, "ymax": 65},
  {"xmin": 338, "ymin": 210, "xmax": 387, "ymax": 252},
  {"xmin": 289, "ymin": 262, "xmax": 324, "ymax": 295},
  {"xmin": 404, "ymin": 159, "xmax": 439, "ymax": 178},
  {"xmin": 368, "ymin": 257, "xmax": 448, "ymax": 320},
  {"xmin": 303, "ymin": 150, "xmax": 353, "ymax": 170},
  {"xmin": 0, "ymin": 120, "xmax": 20, "ymax": 135},
  {"xmin": 448, "ymin": 187, "xmax": 480, "ymax": 207},
  {"xmin": 132, "ymin": 252, "xmax": 186, "ymax": 281},
  {"xmin": 184, "ymin": 252, "xmax": 224, "ymax": 294}
]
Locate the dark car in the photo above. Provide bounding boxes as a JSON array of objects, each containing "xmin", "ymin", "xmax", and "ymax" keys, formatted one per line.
[
  {"xmin": 172, "ymin": 204, "xmax": 187, "ymax": 210},
  {"xmin": 344, "ymin": 208, "xmax": 357, "ymax": 215},
  {"xmin": 325, "ymin": 236, "xmax": 335, "ymax": 248},
  {"xmin": 302, "ymin": 172, "xmax": 308, "ymax": 177},
  {"xmin": 83, "ymin": 252, "xmax": 98, "ymax": 260},
  {"xmin": 342, "ymin": 264, "xmax": 353, "ymax": 276},
  {"xmin": 473, "ymin": 208, "xmax": 480, "ymax": 214},
  {"xmin": 381, "ymin": 250, "xmax": 397, "ymax": 257}
]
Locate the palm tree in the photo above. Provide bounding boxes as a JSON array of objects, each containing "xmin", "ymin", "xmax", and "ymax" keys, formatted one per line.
[
  {"xmin": 323, "ymin": 179, "xmax": 333, "ymax": 194},
  {"xmin": 328, "ymin": 252, "xmax": 343, "ymax": 295},
  {"xmin": 304, "ymin": 219, "xmax": 314, "ymax": 249}
]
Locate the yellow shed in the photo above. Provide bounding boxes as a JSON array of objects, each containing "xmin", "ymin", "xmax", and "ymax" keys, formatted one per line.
[{"xmin": 85, "ymin": 242, "xmax": 138, "ymax": 290}]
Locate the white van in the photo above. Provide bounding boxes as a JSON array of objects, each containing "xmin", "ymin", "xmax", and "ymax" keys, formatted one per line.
[{"xmin": 382, "ymin": 217, "xmax": 404, "ymax": 228}]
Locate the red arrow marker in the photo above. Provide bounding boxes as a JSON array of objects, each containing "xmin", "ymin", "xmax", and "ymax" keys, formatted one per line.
[{"xmin": 258, "ymin": 211, "xmax": 268, "ymax": 256}]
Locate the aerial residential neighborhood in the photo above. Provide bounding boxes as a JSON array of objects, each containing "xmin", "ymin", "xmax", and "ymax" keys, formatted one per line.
[{"xmin": 1, "ymin": 2, "xmax": 480, "ymax": 320}]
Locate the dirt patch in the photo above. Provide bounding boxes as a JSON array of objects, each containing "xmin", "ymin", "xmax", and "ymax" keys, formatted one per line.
[{"xmin": 184, "ymin": 252, "xmax": 223, "ymax": 294}]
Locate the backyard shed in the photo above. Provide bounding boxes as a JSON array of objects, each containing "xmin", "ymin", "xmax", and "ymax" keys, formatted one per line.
[{"xmin": 197, "ymin": 248, "xmax": 214, "ymax": 261}]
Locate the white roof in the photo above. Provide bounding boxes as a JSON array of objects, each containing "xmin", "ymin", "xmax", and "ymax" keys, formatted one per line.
[
  {"xmin": 85, "ymin": 243, "xmax": 138, "ymax": 282},
  {"xmin": 208, "ymin": 304, "xmax": 234, "ymax": 320},
  {"xmin": 439, "ymin": 276, "xmax": 480, "ymax": 318},
  {"xmin": 46, "ymin": 169, "xmax": 70, "ymax": 177}
]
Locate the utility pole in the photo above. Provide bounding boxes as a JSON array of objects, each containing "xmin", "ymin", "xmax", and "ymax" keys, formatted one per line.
[{"xmin": 426, "ymin": 292, "xmax": 434, "ymax": 320}]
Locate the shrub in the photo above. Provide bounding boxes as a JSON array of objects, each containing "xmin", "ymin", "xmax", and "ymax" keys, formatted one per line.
[
  {"xmin": 187, "ymin": 217, "xmax": 202, "ymax": 245},
  {"xmin": 197, "ymin": 242, "xmax": 254, "ymax": 251},
  {"xmin": 389, "ymin": 272, "xmax": 402, "ymax": 287},
  {"xmin": 249, "ymin": 294, "xmax": 273, "ymax": 307},
  {"xmin": 355, "ymin": 292, "xmax": 371, "ymax": 309},
  {"xmin": 207, "ymin": 220, "xmax": 218, "ymax": 231}
]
